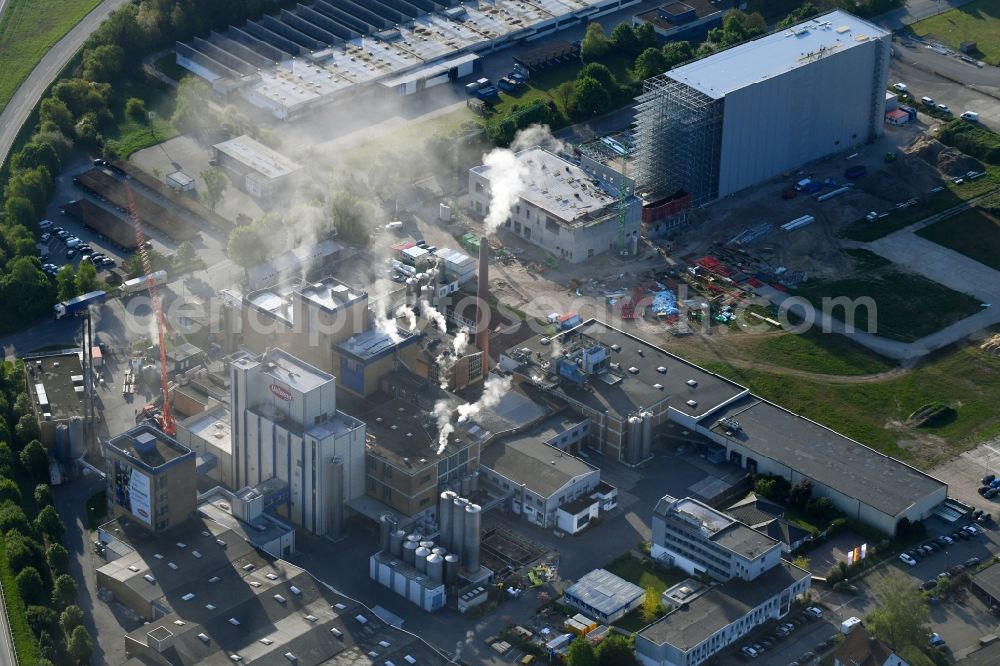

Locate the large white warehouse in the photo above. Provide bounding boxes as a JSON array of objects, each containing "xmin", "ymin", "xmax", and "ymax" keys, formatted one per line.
[{"xmin": 635, "ymin": 10, "xmax": 890, "ymax": 204}]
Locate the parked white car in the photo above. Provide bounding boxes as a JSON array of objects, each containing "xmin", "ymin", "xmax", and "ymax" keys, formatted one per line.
[
  {"xmin": 899, "ymin": 553, "xmax": 917, "ymax": 567},
  {"xmin": 893, "ymin": 82, "xmax": 908, "ymax": 92}
]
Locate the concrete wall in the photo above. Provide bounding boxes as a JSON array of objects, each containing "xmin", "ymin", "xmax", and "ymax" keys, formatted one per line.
[{"xmin": 716, "ymin": 33, "xmax": 889, "ymax": 198}]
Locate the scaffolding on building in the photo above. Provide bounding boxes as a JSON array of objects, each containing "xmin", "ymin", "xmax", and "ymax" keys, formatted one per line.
[{"xmin": 633, "ymin": 74, "xmax": 725, "ymax": 206}]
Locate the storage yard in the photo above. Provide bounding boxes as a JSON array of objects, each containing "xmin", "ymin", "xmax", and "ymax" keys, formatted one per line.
[
  {"xmin": 73, "ymin": 168, "xmax": 199, "ymax": 240},
  {"xmin": 61, "ymin": 199, "xmax": 138, "ymax": 251}
]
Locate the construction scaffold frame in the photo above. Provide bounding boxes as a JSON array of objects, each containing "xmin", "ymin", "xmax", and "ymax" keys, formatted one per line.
[{"xmin": 634, "ymin": 74, "xmax": 724, "ymax": 206}]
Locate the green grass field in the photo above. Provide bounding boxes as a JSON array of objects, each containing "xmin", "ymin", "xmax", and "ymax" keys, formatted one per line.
[
  {"xmin": 704, "ymin": 338, "xmax": 1000, "ymax": 468},
  {"xmin": 605, "ymin": 554, "xmax": 686, "ymax": 595},
  {"xmin": 916, "ymin": 207, "xmax": 1000, "ymax": 271},
  {"xmin": 912, "ymin": 0, "xmax": 1000, "ymax": 64},
  {"xmin": 104, "ymin": 77, "xmax": 180, "ymax": 158},
  {"xmin": 0, "ymin": 0, "xmax": 102, "ymax": 113},
  {"xmin": 746, "ymin": 331, "xmax": 896, "ymax": 376},
  {"xmin": 794, "ymin": 264, "xmax": 983, "ymax": 342},
  {"xmin": 841, "ymin": 168, "xmax": 1000, "ymax": 242}
]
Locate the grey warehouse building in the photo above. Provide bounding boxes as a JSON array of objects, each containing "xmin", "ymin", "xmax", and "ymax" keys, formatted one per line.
[{"xmin": 635, "ymin": 10, "xmax": 890, "ymax": 204}]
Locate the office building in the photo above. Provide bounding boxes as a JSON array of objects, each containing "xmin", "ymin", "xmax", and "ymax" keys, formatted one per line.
[
  {"xmin": 24, "ymin": 351, "xmax": 91, "ymax": 451},
  {"xmin": 651, "ymin": 494, "xmax": 782, "ymax": 581},
  {"xmin": 469, "ymin": 147, "xmax": 641, "ymax": 262},
  {"xmin": 104, "ymin": 425, "xmax": 197, "ymax": 533},
  {"xmin": 635, "ymin": 562, "xmax": 811, "ymax": 666},
  {"xmin": 632, "ymin": 1, "xmax": 724, "ymax": 43},
  {"xmin": 635, "ymin": 10, "xmax": 890, "ymax": 204},
  {"xmin": 230, "ymin": 348, "xmax": 367, "ymax": 534}
]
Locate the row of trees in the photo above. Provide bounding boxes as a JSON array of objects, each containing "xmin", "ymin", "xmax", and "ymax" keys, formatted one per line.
[
  {"xmin": 0, "ymin": 361, "xmax": 90, "ymax": 664},
  {"xmin": 566, "ymin": 634, "xmax": 638, "ymax": 666}
]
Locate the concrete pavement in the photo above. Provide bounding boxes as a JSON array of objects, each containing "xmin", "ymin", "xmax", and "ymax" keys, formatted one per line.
[
  {"xmin": 875, "ymin": 0, "xmax": 976, "ymax": 31},
  {"xmin": 0, "ymin": 0, "xmax": 129, "ymax": 170}
]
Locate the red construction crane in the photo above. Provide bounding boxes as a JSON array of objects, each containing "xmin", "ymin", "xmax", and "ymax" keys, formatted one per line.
[{"xmin": 124, "ymin": 183, "xmax": 176, "ymax": 436}]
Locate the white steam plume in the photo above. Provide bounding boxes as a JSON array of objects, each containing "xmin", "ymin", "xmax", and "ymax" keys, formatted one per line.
[
  {"xmin": 396, "ymin": 305, "xmax": 417, "ymax": 332},
  {"xmin": 452, "ymin": 326, "xmax": 470, "ymax": 356},
  {"xmin": 456, "ymin": 374, "xmax": 511, "ymax": 424},
  {"xmin": 481, "ymin": 148, "xmax": 528, "ymax": 235},
  {"xmin": 510, "ymin": 124, "xmax": 568, "ymax": 155},
  {"xmin": 433, "ymin": 399, "xmax": 455, "ymax": 454},
  {"xmin": 374, "ymin": 311, "xmax": 403, "ymax": 344},
  {"xmin": 434, "ymin": 327, "xmax": 470, "ymax": 390},
  {"xmin": 549, "ymin": 336, "xmax": 563, "ymax": 359},
  {"xmin": 420, "ymin": 299, "xmax": 448, "ymax": 333}
]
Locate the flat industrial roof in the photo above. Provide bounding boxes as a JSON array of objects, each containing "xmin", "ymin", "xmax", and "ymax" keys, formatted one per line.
[
  {"xmin": 107, "ymin": 425, "xmax": 195, "ymax": 470},
  {"xmin": 481, "ymin": 431, "xmax": 596, "ymax": 498},
  {"xmin": 506, "ymin": 320, "xmax": 747, "ymax": 421},
  {"xmin": 213, "ymin": 135, "xmax": 302, "ymax": 180},
  {"xmin": 233, "ymin": 348, "xmax": 334, "ymax": 395},
  {"xmin": 973, "ymin": 563, "xmax": 1000, "ymax": 602},
  {"xmin": 471, "ymin": 148, "xmax": 622, "ymax": 225},
  {"xmin": 101, "ymin": 517, "xmax": 447, "ymax": 665},
  {"xmin": 639, "ymin": 561, "xmax": 811, "ymax": 649},
  {"xmin": 182, "ymin": 407, "xmax": 232, "ymax": 456},
  {"xmin": 635, "ymin": 0, "xmax": 723, "ymax": 32},
  {"xmin": 667, "ymin": 10, "xmax": 889, "ymax": 99},
  {"xmin": 25, "ymin": 352, "xmax": 85, "ymax": 421},
  {"xmin": 338, "ymin": 326, "xmax": 417, "ymax": 362},
  {"xmin": 361, "ymin": 397, "xmax": 473, "ymax": 472},
  {"xmin": 565, "ymin": 569, "xmax": 644, "ymax": 616},
  {"xmin": 702, "ymin": 396, "xmax": 947, "ymax": 518}
]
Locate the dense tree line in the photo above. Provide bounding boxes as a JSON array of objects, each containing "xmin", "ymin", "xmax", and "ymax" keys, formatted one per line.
[
  {"xmin": 0, "ymin": 361, "xmax": 89, "ymax": 663},
  {"xmin": 0, "ymin": 1, "xmax": 288, "ymax": 332}
]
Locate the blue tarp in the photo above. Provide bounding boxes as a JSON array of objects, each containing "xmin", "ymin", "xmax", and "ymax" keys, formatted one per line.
[{"xmin": 651, "ymin": 290, "xmax": 678, "ymax": 317}]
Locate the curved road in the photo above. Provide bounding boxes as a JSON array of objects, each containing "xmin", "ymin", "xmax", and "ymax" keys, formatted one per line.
[{"xmin": 0, "ymin": 0, "xmax": 128, "ymax": 170}]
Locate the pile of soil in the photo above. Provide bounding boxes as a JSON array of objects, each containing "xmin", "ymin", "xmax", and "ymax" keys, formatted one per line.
[
  {"xmin": 906, "ymin": 134, "xmax": 946, "ymax": 164},
  {"xmin": 936, "ymin": 147, "xmax": 983, "ymax": 178}
]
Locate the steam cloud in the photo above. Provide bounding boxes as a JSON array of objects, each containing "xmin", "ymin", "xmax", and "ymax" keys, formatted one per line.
[
  {"xmin": 420, "ymin": 299, "xmax": 448, "ymax": 333},
  {"xmin": 396, "ymin": 304, "xmax": 417, "ymax": 332},
  {"xmin": 434, "ymin": 326, "xmax": 469, "ymax": 390},
  {"xmin": 481, "ymin": 124, "xmax": 564, "ymax": 236},
  {"xmin": 431, "ymin": 374, "xmax": 511, "ymax": 454}
]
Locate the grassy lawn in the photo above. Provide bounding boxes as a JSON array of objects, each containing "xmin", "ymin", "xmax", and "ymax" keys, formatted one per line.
[
  {"xmin": 841, "ymin": 167, "xmax": 1000, "ymax": 242},
  {"xmin": 104, "ymin": 77, "xmax": 180, "ymax": 157},
  {"xmin": 912, "ymin": 0, "xmax": 1000, "ymax": 64},
  {"xmin": 0, "ymin": 540, "xmax": 39, "ymax": 663},
  {"xmin": 0, "ymin": 0, "xmax": 102, "ymax": 113},
  {"xmin": 703, "ymin": 338, "xmax": 1000, "ymax": 467},
  {"xmin": 605, "ymin": 554, "xmax": 686, "ymax": 595},
  {"xmin": 916, "ymin": 207, "xmax": 1000, "ymax": 271},
  {"xmin": 86, "ymin": 489, "xmax": 108, "ymax": 530},
  {"xmin": 746, "ymin": 331, "xmax": 896, "ymax": 376},
  {"xmin": 793, "ymin": 263, "xmax": 983, "ymax": 342}
]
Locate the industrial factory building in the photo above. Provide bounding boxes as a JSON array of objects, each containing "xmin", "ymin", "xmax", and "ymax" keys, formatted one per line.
[
  {"xmin": 479, "ymin": 415, "xmax": 616, "ymax": 534},
  {"xmin": 104, "ymin": 425, "xmax": 197, "ymax": 533},
  {"xmin": 564, "ymin": 569, "xmax": 645, "ymax": 623},
  {"xmin": 95, "ymin": 516, "xmax": 448, "ymax": 664},
  {"xmin": 23, "ymin": 351, "xmax": 91, "ymax": 452},
  {"xmin": 211, "ymin": 135, "xmax": 302, "ymax": 200},
  {"xmin": 631, "ymin": 0, "xmax": 724, "ymax": 43},
  {"xmin": 176, "ymin": 0, "xmax": 637, "ymax": 120},
  {"xmin": 469, "ymin": 147, "xmax": 642, "ymax": 262},
  {"xmin": 635, "ymin": 10, "xmax": 890, "ymax": 205},
  {"xmin": 503, "ymin": 319, "xmax": 949, "ymax": 535},
  {"xmin": 229, "ymin": 348, "xmax": 367, "ymax": 535}
]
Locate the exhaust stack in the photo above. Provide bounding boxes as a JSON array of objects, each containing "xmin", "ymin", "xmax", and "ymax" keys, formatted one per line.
[{"xmin": 476, "ymin": 237, "xmax": 489, "ymax": 376}]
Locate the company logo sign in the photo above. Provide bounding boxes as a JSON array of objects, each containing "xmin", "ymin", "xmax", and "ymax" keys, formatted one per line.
[{"xmin": 270, "ymin": 383, "xmax": 293, "ymax": 401}]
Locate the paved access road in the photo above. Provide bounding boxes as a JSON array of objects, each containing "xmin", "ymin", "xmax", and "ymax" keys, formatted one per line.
[{"xmin": 0, "ymin": 0, "xmax": 129, "ymax": 170}]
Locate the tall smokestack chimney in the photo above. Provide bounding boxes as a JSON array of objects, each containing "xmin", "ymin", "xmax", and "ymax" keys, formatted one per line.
[{"xmin": 476, "ymin": 237, "xmax": 489, "ymax": 377}]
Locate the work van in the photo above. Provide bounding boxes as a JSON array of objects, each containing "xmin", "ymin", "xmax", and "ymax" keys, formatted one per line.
[{"xmin": 961, "ymin": 111, "xmax": 979, "ymax": 122}]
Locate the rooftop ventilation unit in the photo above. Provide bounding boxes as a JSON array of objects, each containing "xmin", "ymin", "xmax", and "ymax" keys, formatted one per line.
[{"xmin": 686, "ymin": 400, "xmax": 697, "ymax": 408}]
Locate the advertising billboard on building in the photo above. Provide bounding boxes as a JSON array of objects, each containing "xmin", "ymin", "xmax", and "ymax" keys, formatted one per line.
[{"xmin": 113, "ymin": 460, "xmax": 152, "ymax": 525}]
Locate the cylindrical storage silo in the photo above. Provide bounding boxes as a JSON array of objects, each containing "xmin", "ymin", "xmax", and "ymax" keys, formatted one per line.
[
  {"xmin": 460, "ymin": 475, "xmax": 472, "ymax": 496},
  {"xmin": 627, "ymin": 415, "xmax": 643, "ymax": 464},
  {"xmin": 463, "ymin": 503, "xmax": 482, "ymax": 573},
  {"xmin": 419, "ymin": 540, "xmax": 434, "ymax": 550},
  {"xmin": 451, "ymin": 498, "xmax": 467, "ymax": 558},
  {"xmin": 68, "ymin": 416, "xmax": 85, "ymax": 460},
  {"xmin": 379, "ymin": 514, "xmax": 394, "ymax": 552},
  {"xmin": 426, "ymin": 553, "xmax": 444, "ymax": 582},
  {"xmin": 641, "ymin": 411, "xmax": 653, "ymax": 460},
  {"xmin": 331, "ymin": 458, "xmax": 345, "ymax": 537},
  {"xmin": 405, "ymin": 278, "xmax": 417, "ymax": 306},
  {"xmin": 389, "ymin": 529, "xmax": 405, "ymax": 558},
  {"xmin": 407, "ymin": 533, "xmax": 421, "ymax": 544},
  {"xmin": 431, "ymin": 546, "xmax": 447, "ymax": 556},
  {"xmin": 415, "ymin": 547, "xmax": 431, "ymax": 573},
  {"xmin": 402, "ymin": 540, "xmax": 418, "ymax": 565},
  {"xmin": 444, "ymin": 554, "xmax": 460, "ymax": 584},
  {"xmin": 439, "ymin": 491, "xmax": 456, "ymax": 550},
  {"xmin": 54, "ymin": 424, "xmax": 69, "ymax": 462}
]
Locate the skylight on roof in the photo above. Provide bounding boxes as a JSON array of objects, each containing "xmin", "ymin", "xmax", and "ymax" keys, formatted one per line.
[{"xmin": 260, "ymin": 638, "xmax": 274, "ymax": 645}]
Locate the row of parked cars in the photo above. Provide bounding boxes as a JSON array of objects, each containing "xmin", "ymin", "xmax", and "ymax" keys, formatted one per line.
[
  {"xmin": 39, "ymin": 223, "xmax": 117, "ymax": 275},
  {"xmin": 899, "ymin": 524, "xmax": 982, "ymax": 567},
  {"xmin": 978, "ymin": 474, "xmax": 1000, "ymax": 499},
  {"xmin": 739, "ymin": 607, "xmax": 823, "ymax": 660}
]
